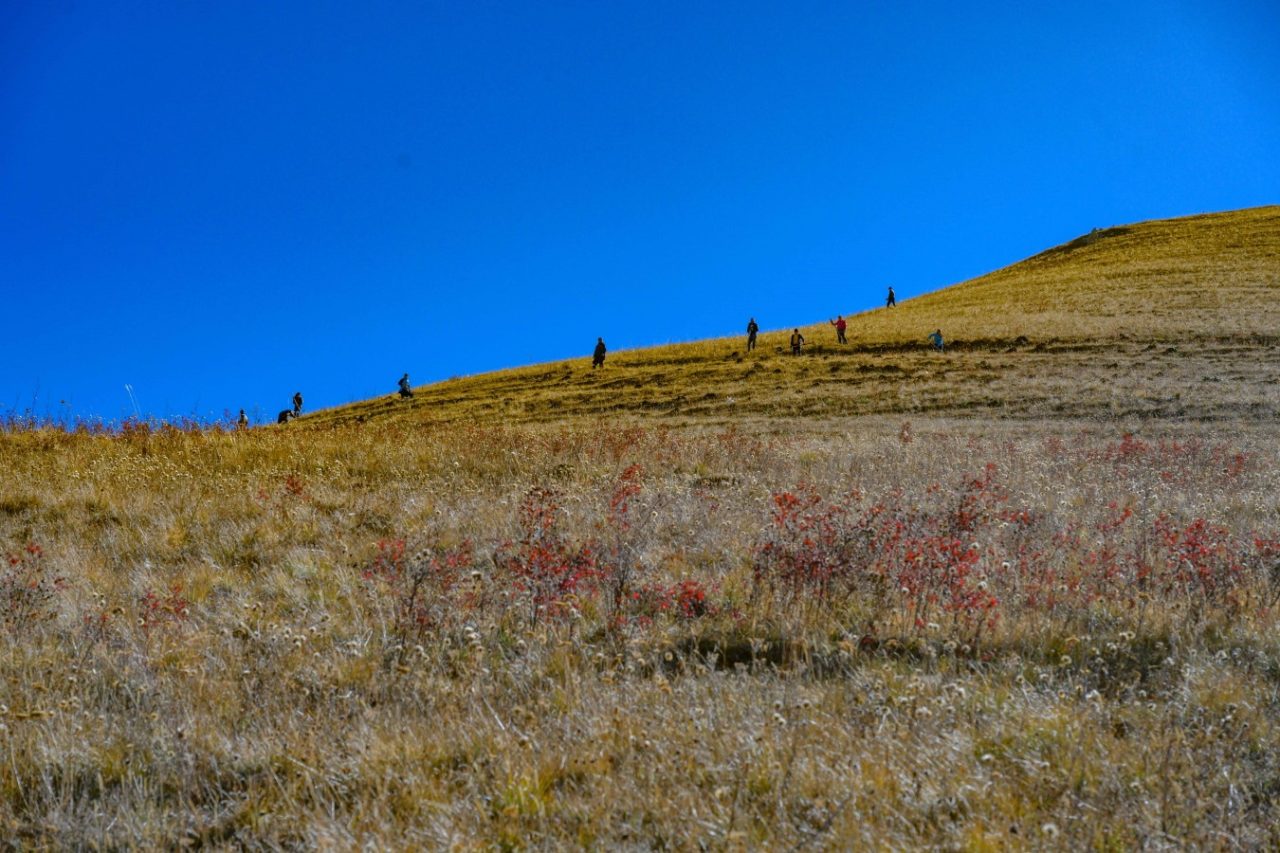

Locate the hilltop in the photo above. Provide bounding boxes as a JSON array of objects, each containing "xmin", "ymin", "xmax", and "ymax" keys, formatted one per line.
[{"xmin": 306, "ymin": 205, "xmax": 1279, "ymax": 428}]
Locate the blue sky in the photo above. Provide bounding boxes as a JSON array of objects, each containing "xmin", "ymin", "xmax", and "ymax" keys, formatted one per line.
[{"xmin": 3, "ymin": 1, "xmax": 1278, "ymax": 422}]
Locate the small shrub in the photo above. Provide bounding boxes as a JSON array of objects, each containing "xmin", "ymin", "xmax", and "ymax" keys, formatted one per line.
[
  {"xmin": 1, "ymin": 543, "xmax": 63, "ymax": 634},
  {"xmin": 362, "ymin": 537, "xmax": 477, "ymax": 646},
  {"xmin": 496, "ymin": 487, "xmax": 599, "ymax": 624},
  {"xmin": 137, "ymin": 585, "xmax": 191, "ymax": 637}
]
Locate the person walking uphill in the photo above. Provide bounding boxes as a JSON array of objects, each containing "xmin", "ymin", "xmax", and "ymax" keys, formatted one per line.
[
  {"xmin": 592, "ymin": 337, "xmax": 607, "ymax": 369},
  {"xmin": 886, "ymin": 286, "xmax": 896, "ymax": 308},
  {"xmin": 928, "ymin": 328, "xmax": 945, "ymax": 352},
  {"xmin": 746, "ymin": 318, "xmax": 759, "ymax": 352},
  {"xmin": 790, "ymin": 329, "xmax": 805, "ymax": 355},
  {"xmin": 292, "ymin": 392, "xmax": 303, "ymax": 416},
  {"xmin": 397, "ymin": 373, "xmax": 414, "ymax": 399},
  {"xmin": 829, "ymin": 315, "xmax": 847, "ymax": 344}
]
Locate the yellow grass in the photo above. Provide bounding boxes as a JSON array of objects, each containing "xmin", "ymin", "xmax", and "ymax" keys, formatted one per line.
[
  {"xmin": 2, "ymin": 206, "xmax": 1279, "ymax": 847},
  {"xmin": 306, "ymin": 205, "xmax": 1279, "ymax": 428},
  {"xmin": 3, "ymin": 421, "xmax": 1280, "ymax": 847}
]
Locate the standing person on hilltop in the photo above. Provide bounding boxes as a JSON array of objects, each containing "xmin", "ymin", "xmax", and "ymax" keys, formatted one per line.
[
  {"xmin": 237, "ymin": 409, "xmax": 249, "ymax": 430},
  {"xmin": 397, "ymin": 373, "xmax": 414, "ymax": 399},
  {"xmin": 746, "ymin": 317, "xmax": 759, "ymax": 352},
  {"xmin": 829, "ymin": 315, "xmax": 848, "ymax": 344},
  {"xmin": 789, "ymin": 329, "xmax": 805, "ymax": 355},
  {"xmin": 886, "ymin": 286, "xmax": 896, "ymax": 308},
  {"xmin": 592, "ymin": 337, "xmax": 607, "ymax": 369},
  {"xmin": 292, "ymin": 391, "xmax": 303, "ymax": 416},
  {"xmin": 928, "ymin": 328, "xmax": 945, "ymax": 352}
]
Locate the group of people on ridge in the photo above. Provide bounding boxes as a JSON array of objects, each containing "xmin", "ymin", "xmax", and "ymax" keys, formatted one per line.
[
  {"xmin": 747, "ymin": 286, "xmax": 940, "ymax": 356},
  {"xmin": 252, "ymin": 285, "xmax": 935, "ymax": 428},
  {"xmin": 598, "ymin": 286, "xmax": 932, "ymax": 367},
  {"xmin": 245, "ymin": 376, "xmax": 414, "ymax": 429},
  {"xmin": 266, "ymin": 391, "xmax": 304, "ymax": 424}
]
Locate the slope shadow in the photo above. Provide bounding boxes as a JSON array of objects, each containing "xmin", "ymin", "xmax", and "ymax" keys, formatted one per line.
[{"xmin": 1028, "ymin": 226, "xmax": 1134, "ymax": 263}]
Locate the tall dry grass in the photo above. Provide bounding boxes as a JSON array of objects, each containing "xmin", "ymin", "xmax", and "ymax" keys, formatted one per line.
[{"xmin": 3, "ymin": 417, "xmax": 1279, "ymax": 847}]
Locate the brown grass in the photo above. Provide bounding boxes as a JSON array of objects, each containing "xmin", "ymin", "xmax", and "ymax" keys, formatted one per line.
[
  {"xmin": 2, "ymin": 206, "xmax": 1279, "ymax": 847},
  {"xmin": 2, "ymin": 419, "xmax": 1280, "ymax": 847},
  {"xmin": 305, "ymin": 205, "xmax": 1279, "ymax": 429}
]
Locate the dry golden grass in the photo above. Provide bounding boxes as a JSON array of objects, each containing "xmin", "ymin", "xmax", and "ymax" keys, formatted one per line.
[
  {"xmin": 2, "ymin": 206, "xmax": 1279, "ymax": 848},
  {"xmin": 2, "ymin": 420, "xmax": 1280, "ymax": 847},
  {"xmin": 305, "ymin": 205, "xmax": 1278, "ymax": 428}
]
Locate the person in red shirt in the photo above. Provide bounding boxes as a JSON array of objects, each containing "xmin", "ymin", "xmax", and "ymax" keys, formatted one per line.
[{"xmin": 829, "ymin": 315, "xmax": 847, "ymax": 344}]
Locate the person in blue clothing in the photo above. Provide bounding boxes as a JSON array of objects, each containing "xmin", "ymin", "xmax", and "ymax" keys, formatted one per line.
[{"xmin": 928, "ymin": 329, "xmax": 944, "ymax": 352}]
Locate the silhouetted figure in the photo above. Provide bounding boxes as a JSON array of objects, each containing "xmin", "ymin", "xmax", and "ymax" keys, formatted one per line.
[
  {"xmin": 928, "ymin": 329, "xmax": 944, "ymax": 352},
  {"xmin": 789, "ymin": 329, "xmax": 805, "ymax": 355},
  {"xmin": 592, "ymin": 337, "xmax": 607, "ymax": 369},
  {"xmin": 292, "ymin": 392, "xmax": 303, "ymax": 415},
  {"xmin": 398, "ymin": 373, "xmax": 414, "ymax": 399},
  {"xmin": 886, "ymin": 286, "xmax": 896, "ymax": 308},
  {"xmin": 829, "ymin": 315, "xmax": 847, "ymax": 344},
  {"xmin": 237, "ymin": 409, "xmax": 248, "ymax": 430},
  {"xmin": 277, "ymin": 409, "xmax": 294, "ymax": 424},
  {"xmin": 746, "ymin": 318, "xmax": 759, "ymax": 352}
]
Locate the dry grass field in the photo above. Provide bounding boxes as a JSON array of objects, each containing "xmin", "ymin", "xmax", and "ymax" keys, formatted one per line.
[
  {"xmin": 311, "ymin": 205, "xmax": 1279, "ymax": 429},
  {"xmin": 2, "ymin": 207, "xmax": 1279, "ymax": 848}
]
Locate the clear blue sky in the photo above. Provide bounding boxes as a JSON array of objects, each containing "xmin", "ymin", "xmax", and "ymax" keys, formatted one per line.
[{"xmin": 3, "ymin": 1, "xmax": 1278, "ymax": 422}]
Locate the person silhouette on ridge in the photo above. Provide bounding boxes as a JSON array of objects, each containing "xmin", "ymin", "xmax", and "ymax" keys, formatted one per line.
[
  {"xmin": 592, "ymin": 337, "xmax": 607, "ymax": 369},
  {"xmin": 746, "ymin": 318, "xmax": 759, "ymax": 352},
  {"xmin": 829, "ymin": 315, "xmax": 847, "ymax": 344},
  {"xmin": 398, "ymin": 373, "xmax": 414, "ymax": 399},
  {"xmin": 886, "ymin": 286, "xmax": 896, "ymax": 308},
  {"xmin": 292, "ymin": 391, "xmax": 303, "ymax": 415}
]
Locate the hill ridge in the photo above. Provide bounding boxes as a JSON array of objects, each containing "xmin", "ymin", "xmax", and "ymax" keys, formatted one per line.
[{"xmin": 306, "ymin": 206, "xmax": 1279, "ymax": 428}]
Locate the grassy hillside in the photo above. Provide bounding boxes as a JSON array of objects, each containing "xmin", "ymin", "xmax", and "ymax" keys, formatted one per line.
[
  {"xmin": 3, "ymin": 419, "xmax": 1280, "ymax": 847},
  {"xmin": 308, "ymin": 205, "xmax": 1279, "ymax": 428},
  {"xmin": 3, "ymin": 206, "xmax": 1279, "ymax": 847}
]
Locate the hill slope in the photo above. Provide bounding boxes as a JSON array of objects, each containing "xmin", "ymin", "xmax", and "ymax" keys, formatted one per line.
[
  {"xmin": 5, "ymin": 210, "xmax": 1280, "ymax": 849},
  {"xmin": 310, "ymin": 206, "xmax": 1279, "ymax": 428}
]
